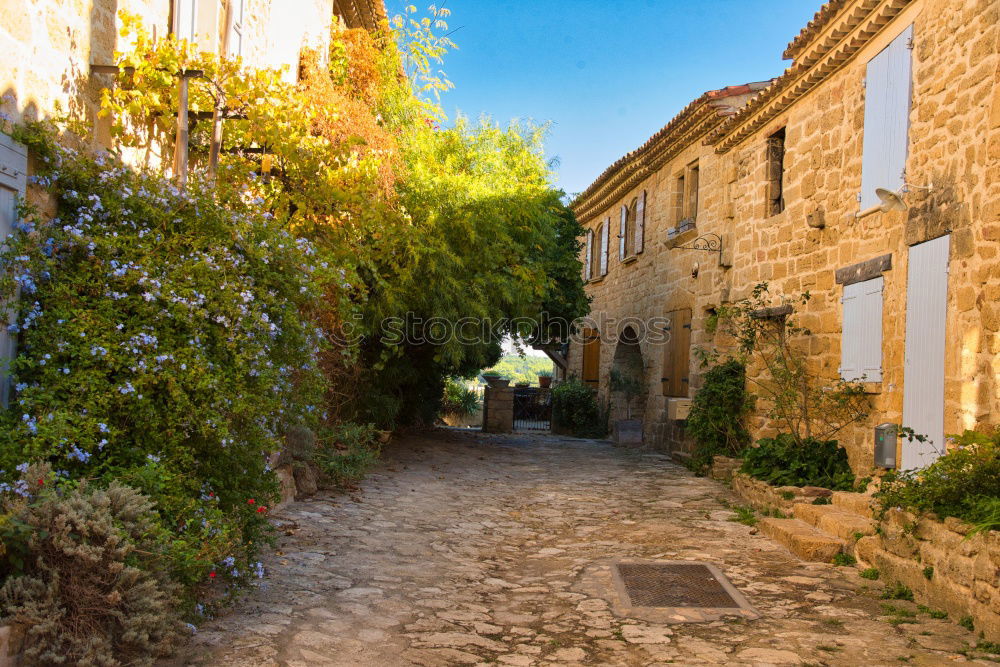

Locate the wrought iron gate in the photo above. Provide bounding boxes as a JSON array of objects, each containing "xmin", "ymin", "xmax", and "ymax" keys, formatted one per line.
[{"xmin": 513, "ymin": 387, "xmax": 551, "ymax": 431}]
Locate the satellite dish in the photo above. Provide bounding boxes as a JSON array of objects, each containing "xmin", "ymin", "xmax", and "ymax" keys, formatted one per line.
[{"xmin": 855, "ymin": 188, "xmax": 909, "ymax": 219}]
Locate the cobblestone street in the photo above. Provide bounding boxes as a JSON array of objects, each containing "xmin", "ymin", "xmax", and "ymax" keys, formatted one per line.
[{"xmin": 177, "ymin": 430, "xmax": 989, "ymax": 666}]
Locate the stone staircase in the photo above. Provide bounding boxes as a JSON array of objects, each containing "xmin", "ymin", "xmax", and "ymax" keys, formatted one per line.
[{"xmin": 758, "ymin": 491, "xmax": 877, "ymax": 563}]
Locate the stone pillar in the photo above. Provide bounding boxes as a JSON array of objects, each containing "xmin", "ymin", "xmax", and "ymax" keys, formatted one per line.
[{"xmin": 483, "ymin": 386, "xmax": 514, "ymax": 433}]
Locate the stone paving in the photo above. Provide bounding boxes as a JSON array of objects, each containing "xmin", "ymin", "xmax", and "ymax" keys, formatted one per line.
[{"xmin": 174, "ymin": 429, "xmax": 994, "ymax": 666}]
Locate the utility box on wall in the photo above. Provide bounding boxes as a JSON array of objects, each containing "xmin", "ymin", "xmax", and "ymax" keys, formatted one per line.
[{"xmin": 875, "ymin": 423, "xmax": 898, "ymax": 468}]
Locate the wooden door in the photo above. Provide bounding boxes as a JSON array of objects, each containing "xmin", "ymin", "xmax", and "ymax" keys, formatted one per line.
[
  {"xmin": 582, "ymin": 328, "xmax": 601, "ymax": 388},
  {"xmin": 661, "ymin": 309, "xmax": 692, "ymax": 397}
]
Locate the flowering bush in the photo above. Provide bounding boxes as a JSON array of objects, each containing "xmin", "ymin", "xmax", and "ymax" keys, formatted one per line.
[{"xmin": 0, "ymin": 124, "xmax": 325, "ymax": 607}]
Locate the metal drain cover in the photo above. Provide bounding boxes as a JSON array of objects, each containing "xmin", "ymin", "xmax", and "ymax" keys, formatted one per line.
[{"xmin": 611, "ymin": 560, "xmax": 757, "ymax": 619}]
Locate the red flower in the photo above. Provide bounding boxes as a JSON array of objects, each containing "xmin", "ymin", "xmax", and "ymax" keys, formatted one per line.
[
  {"xmin": 208, "ymin": 571, "xmax": 216, "ymax": 579},
  {"xmin": 256, "ymin": 506, "xmax": 267, "ymax": 513},
  {"xmin": 38, "ymin": 479, "xmax": 44, "ymax": 486},
  {"xmin": 247, "ymin": 498, "xmax": 255, "ymax": 505}
]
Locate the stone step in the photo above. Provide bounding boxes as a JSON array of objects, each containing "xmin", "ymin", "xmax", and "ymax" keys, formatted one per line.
[
  {"xmin": 758, "ymin": 517, "xmax": 846, "ymax": 562},
  {"xmin": 831, "ymin": 491, "xmax": 876, "ymax": 518},
  {"xmin": 792, "ymin": 503, "xmax": 877, "ymax": 543}
]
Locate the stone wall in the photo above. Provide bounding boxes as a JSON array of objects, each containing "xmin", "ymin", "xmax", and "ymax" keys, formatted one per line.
[
  {"xmin": 857, "ymin": 511, "xmax": 1000, "ymax": 642},
  {"xmin": 570, "ymin": 0, "xmax": 1000, "ymax": 471},
  {"xmin": 714, "ymin": 458, "xmax": 1000, "ymax": 642}
]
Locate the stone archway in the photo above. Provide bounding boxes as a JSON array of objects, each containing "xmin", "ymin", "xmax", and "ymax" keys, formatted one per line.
[{"xmin": 610, "ymin": 326, "xmax": 646, "ymax": 423}]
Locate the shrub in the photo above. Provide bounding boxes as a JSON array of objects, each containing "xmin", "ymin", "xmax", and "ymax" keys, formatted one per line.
[
  {"xmin": 875, "ymin": 430, "xmax": 1000, "ymax": 525},
  {"xmin": 440, "ymin": 378, "xmax": 480, "ymax": 418},
  {"xmin": 686, "ymin": 359, "xmax": 754, "ymax": 473},
  {"xmin": 552, "ymin": 377, "xmax": 606, "ymax": 438},
  {"xmin": 881, "ymin": 583, "xmax": 915, "ymax": 601},
  {"xmin": 740, "ymin": 434, "xmax": 855, "ymax": 490},
  {"xmin": 312, "ymin": 422, "xmax": 382, "ymax": 488},
  {"xmin": 832, "ymin": 553, "xmax": 857, "ymax": 567},
  {"xmin": 0, "ymin": 126, "xmax": 324, "ymax": 604},
  {"xmin": 859, "ymin": 567, "xmax": 880, "ymax": 580},
  {"xmin": 0, "ymin": 464, "xmax": 181, "ymax": 665}
]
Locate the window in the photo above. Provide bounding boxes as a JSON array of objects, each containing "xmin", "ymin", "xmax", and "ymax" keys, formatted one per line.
[
  {"xmin": 583, "ymin": 228, "xmax": 593, "ymax": 280},
  {"xmin": 860, "ymin": 25, "xmax": 914, "ymax": 210},
  {"xmin": 0, "ymin": 134, "xmax": 27, "ymax": 407},
  {"xmin": 660, "ymin": 309, "xmax": 692, "ymax": 397},
  {"xmin": 582, "ymin": 328, "xmax": 601, "ymax": 388},
  {"xmin": 840, "ymin": 277, "xmax": 884, "ymax": 382},
  {"xmin": 767, "ymin": 127, "xmax": 786, "ymax": 216},
  {"xmin": 227, "ymin": 0, "xmax": 245, "ymax": 58}
]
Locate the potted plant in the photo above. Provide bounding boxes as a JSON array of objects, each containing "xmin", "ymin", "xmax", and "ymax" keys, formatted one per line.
[
  {"xmin": 610, "ymin": 368, "xmax": 643, "ymax": 447},
  {"xmin": 538, "ymin": 369, "xmax": 553, "ymax": 389},
  {"xmin": 482, "ymin": 370, "xmax": 509, "ymax": 388},
  {"xmin": 514, "ymin": 381, "xmax": 530, "ymax": 388}
]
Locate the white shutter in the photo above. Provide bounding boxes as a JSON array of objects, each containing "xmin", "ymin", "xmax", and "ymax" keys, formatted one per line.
[
  {"xmin": 860, "ymin": 277, "xmax": 884, "ymax": 381},
  {"xmin": 860, "ymin": 25, "xmax": 913, "ymax": 209},
  {"xmin": 0, "ymin": 134, "xmax": 27, "ymax": 408},
  {"xmin": 902, "ymin": 235, "xmax": 950, "ymax": 469},
  {"xmin": 635, "ymin": 190, "xmax": 645, "ymax": 254},
  {"xmin": 840, "ymin": 284, "xmax": 862, "ymax": 381},
  {"xmin": 584, "ymin": 229, "xmax": 593, "ymax": 280},
  {"xmin": 840, "ymin": 276, "xmax": 884, "ymax": 382},
  {"xmin": 173, "ymin": 0, "xmax": 198, "ymax": 41},
  {"xmin": 619, "ymin": 205, "xmax": 627, "ymax": 260},
  {"xmin": 599, "ymin": 219, "xmax": 609, "ymax": 276}
]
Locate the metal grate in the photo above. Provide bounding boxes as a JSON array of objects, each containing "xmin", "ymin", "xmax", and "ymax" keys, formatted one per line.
[
  {"xmin": 614, "ymin": 562, "xmax": 741, "ymax": 608},
  {"xmin": 513, "ymin": 387, "xmax": 551, "ymax": 431}
]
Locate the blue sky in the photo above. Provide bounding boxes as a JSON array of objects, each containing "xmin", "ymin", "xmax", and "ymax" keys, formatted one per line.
[{"xmin": 385, "ymin": 1, "xmax": 821, "ymax": 197}]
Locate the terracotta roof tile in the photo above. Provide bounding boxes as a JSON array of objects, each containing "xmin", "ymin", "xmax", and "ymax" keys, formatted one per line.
[
  {"xmin": 783, "ymin": 0, "xmax": 852, "ymax": 60},
  {"xmin": 571, "ymin": 82, "xmax": 772, "ymax": 215}
]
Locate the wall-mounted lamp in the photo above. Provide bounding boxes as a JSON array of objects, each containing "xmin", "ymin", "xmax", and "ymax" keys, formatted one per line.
[
  {"xmin": 855, "ymin": 188, "xmax": 908, "ymax": 219},
  {"xmin": 855, "ymin": 183, "xmax": 933, "ymax": 220}
]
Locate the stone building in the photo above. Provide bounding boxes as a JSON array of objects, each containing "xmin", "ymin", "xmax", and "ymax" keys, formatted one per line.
[
  {"xmin": 569, "ymin": 0, "xmax": 999, "ymax": 473},
  {"xmin": 0, "ymin": 0, "xmax": 384, "ymax": 395},
  {"xmin": 1, "ymin": 1, "xmax": 384, "ymax": 142}
]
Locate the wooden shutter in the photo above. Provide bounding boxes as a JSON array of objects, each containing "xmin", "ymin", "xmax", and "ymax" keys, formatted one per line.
[
  {"xmin": 860, "ymin": 24, "xmax": 913, "ymax": 209},
  {"xmin": 584, "ymin": 229, "xmax": 593, "ymax": 280},
  {"xmin": 660, "ymin": 309, "xmax": 692, "ymax": 397},
  {"xmin": 687, "ymin": 163, "xmax": 699, "ymax": 220},
  {"xmin": 635, "ymin": 190, "xmax": 645, "ymax": 254},
  {"xmin": 619, "ymin": 205, "xmax": 627, "ymax": 260},
  {"xmin": 840, "ymin": 276, "xmax": 884, "ymax": 382},
  {"xmin": 0, "ymin": 134, "xmax": 27, "ymax": 408},
  {"xmin": 599, "ymin": 219, "xmax": 609, "ymax": 276},
  {"xmin": 582, "ymin": 328, "xmax": 601, "ymax": 387}
]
